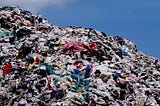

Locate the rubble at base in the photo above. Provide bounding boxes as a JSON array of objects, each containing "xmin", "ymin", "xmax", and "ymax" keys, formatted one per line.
[{"xmin": 0, "ymin": 6, "xmax": 160, "ymax": 106}]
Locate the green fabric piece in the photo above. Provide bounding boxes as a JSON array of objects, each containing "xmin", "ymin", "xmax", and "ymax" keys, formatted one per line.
[
  {"xmin": 2, "ymin": 31, "xmax": 10, "ymax": 37},
  {"xmin": 83, "ymin": 79, "xmax": 90, "ymax": 91},
  {"xmin": 59, "ymin": 40, "xmax": 66, "ymax": 46},
  {"xmin": 5, "ymin": 7, "xmax": 10, "ymax": 11},
  {"xmin": 54, "ymin": 79, "xmax": 59, "ymax": 84},
  {"xmin": 70, "ymin": 74, "xmax": 90, "ymax": 92},
  {"xmin": 42, "ymin": 63, "xmax": 55, "ymax": 75},
  {"xmin": 70, "ymin": 74, "xmax": 79, "ymax": 80},
  {"xmin": 42, "ymin": 70, "xmax": 91, "ymax": 92},
  {"xmin": 19, "ymin": 37, "xmax": 26, "ymax": 42}
]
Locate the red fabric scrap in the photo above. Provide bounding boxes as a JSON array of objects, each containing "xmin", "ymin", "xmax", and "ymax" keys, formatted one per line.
[
  {"xmin": 3, "ymin": 63, "xmax": 12, "ymax": 77},
  {"xmin": 88, "ymin": 42, "xmax": 98, "ymax": 51}
]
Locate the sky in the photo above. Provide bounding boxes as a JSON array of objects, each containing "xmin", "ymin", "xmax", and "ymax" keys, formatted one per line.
[{"xmin": 1, "ymin": 0, "xmax": 160, "ymax": 59}]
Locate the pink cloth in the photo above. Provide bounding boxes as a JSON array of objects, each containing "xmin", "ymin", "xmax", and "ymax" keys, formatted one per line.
[{"xmin": 61, "ymin": 42, "xmax": 86, "ymax": 54}]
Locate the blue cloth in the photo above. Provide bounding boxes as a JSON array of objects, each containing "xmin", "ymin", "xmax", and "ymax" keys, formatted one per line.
[
  {"xmin": 113, "ymin": 71, "xmax": 121, "ymax": 81},
  {"xmin": 19, "ymin": 104, "xmax": 26, "ymax": 106},
  {"xmin": 38, "ymin": 17, "xmax": 43, "ymax": 23},
  {"xmin": 122, "ymin": 51, "xmax": 131, "ymax": 57},
  {"xmin": 84, "ymin": 65, "xmax": 92, "ymax": 78},
  {"xmin": 74, "ymin": 68, "xmax": 81, "ymax": 75}
]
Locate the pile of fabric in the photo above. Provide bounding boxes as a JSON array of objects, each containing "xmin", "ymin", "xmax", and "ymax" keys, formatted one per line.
[{"xmin": 0, "ymin": 6, "xmax": 160, "ymax": 106}]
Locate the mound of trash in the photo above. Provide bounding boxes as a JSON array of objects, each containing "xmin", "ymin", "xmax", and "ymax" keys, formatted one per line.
[{"xmin": 0, "ymin": 6, "xmax": 160, "ymax": 106}]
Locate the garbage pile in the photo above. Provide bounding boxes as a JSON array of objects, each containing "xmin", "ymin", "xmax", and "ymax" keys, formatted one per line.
[{"xmin": 0, "ymin": 6, "xmax": 160, "ymax": 106}]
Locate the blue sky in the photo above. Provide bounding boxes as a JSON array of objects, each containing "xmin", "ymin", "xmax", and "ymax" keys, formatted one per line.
[{"xmin": 1, "ymin": 0, "xmax": 160, "ymax": 59}]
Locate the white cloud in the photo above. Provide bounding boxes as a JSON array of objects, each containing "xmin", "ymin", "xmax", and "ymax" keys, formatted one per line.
[{"xmin": 0, "ymin": 0, "xmax": 76, "ymax": 12}]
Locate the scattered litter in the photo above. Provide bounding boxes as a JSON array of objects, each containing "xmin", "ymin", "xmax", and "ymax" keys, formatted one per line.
[{"xmin": 0, "ymin": 6, "xmax": 160, "ymax": 106}]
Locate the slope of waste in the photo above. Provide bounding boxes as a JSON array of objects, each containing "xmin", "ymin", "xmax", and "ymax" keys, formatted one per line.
[{"xmin": 0, "ymin": 6, "xmax": 160, "ymax": 106}]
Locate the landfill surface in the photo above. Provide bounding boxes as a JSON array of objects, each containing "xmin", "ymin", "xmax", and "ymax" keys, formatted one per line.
[{"xmin": 0, "ymin": 6, "xmax": 160, "ymax": 106}]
